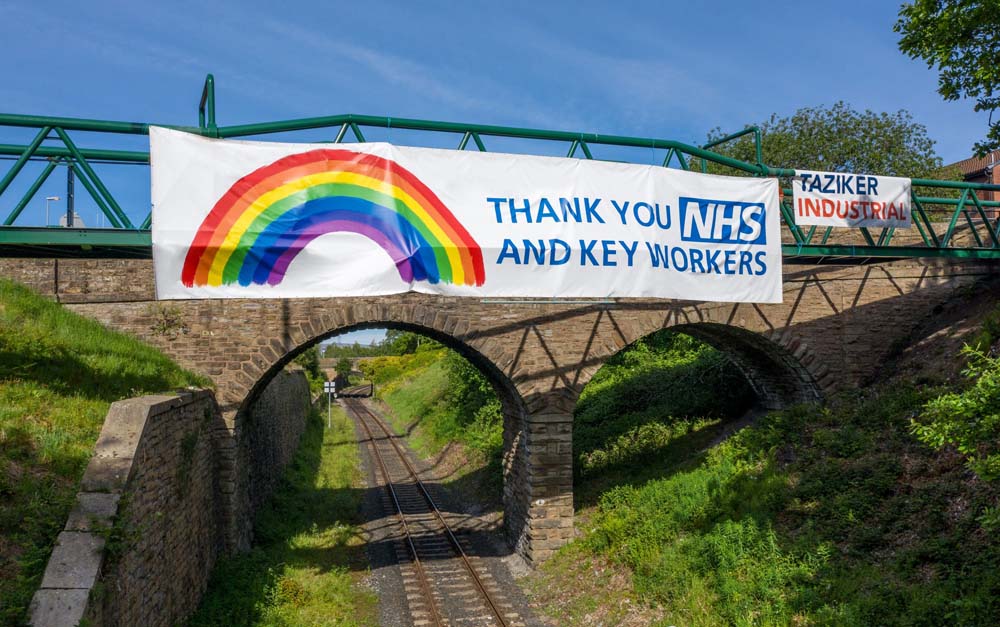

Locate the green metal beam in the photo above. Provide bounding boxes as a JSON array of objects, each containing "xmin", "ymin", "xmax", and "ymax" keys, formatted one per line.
[
  {"xmin": 216, "ymin": 113, "xmax": 768, "ymax": 175},
  {"xmin": 54, "ymin": 128, "xmax": 134, "ymax": 228},
  {"xmin": 0, "ymin": 113, "xmax": 208, "ymax": 137},
  {"xmin": 0, "ymin": 143, "xmax": 148, "ymax": 163},
  {"xmin": 0, "ymin": 227, "xmax": 151, "ymax": 246},
  {"xmin": 2, "ymin": 159, "xmax": 59, "ymax": 226},
  {"xmin": 2, "ymin": 227, "xmax": 1000, "ymax": 261},
  {"xmin": 782, "ymin": 244, "xmax": 1000, "ymax": 259},
  {"xmin": 0, "ymin": 126, "xmax": 52, "ymax": 197}
]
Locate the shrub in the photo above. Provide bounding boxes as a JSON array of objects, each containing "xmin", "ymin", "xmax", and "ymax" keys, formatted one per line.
[{"xmin": 914, "ymin": 346, "xmax": 1000, "ymax": 481}]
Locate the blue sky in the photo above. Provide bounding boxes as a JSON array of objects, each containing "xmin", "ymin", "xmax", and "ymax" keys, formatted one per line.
[
  {"xmin": 0, "ymin": 0, "xmax": 988, "ymax": 231},
  {"xmin": 3, "ymin": 0, "xmax": 985, "ymax": 345}
]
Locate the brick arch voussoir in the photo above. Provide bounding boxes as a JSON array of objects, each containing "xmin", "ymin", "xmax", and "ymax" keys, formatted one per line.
[
  {"xmin": 565, "ymin": 310, "xmax": 827, "ymax": 411},
  {"xmin": 231, "ymin": 301, "xmax": 522, "ymax": 418},
  {"xmin": 757, "ymin": 328, "xmax": 835, "ymax": 397}
]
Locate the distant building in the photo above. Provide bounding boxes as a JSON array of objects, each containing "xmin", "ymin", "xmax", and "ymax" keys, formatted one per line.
[
  {"xmin": 58, "ymin": 211, "xmax": 86, "ymax": 228},
  {"xmin": 943, "ymin": 151, "xmax": 999, "ymax": 219},
  {"xmin": 945, "ymin": 150, "xmax": 1000, "ymax": 200}
]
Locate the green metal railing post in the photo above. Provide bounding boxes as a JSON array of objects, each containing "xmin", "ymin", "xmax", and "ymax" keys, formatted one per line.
[{"xmin": 199, "ymin": 74, "xmax": 217, "ymax": 134}]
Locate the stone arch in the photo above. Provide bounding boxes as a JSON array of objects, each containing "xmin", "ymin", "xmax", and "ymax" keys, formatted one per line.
[
  {"xmin": 227, "ymin": 303, "xmax": 536, "ymax": 560},
  {"xmin": 671, "ymin": 323, "xmax": 824, "ymax": 409},
  {"xmin": 567, "ymin": 309, "xmax": 828, "ymax": 413}
]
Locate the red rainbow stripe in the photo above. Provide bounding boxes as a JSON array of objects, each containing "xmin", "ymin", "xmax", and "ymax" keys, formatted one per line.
[{"xmin": 180, "ymin": 149, "xmax": 485, "ymax": 288}]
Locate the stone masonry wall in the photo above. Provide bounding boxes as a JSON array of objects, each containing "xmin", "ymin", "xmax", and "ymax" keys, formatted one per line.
[
  {"xmin": 29, "ymin": 392, "xmax": 222, "ymax": 627},
  {"xmin": 28, "ymin": 371, "xmax": 312, "ymax": 627},
  {"xmin": 236, "ymin": 368, "xmax": 312, "ymax": 549},
  {"xmin": 6, "ymin": 255, "xmax": 999, "ymax": 565}
]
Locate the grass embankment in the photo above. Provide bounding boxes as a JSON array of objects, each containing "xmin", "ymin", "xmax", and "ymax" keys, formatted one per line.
[
  {"xmin": 360, "ymin": 347, "xmax": 503, "ymax": 491},
  {"xmin": 352, "ymin": 326, "xmax": 1000, "ymax": 624},
  {"xmin": 527, "ymin": 331, "xmax": 1000, "ymax": 625},
  {"xmin": 188, "ymin": 404, "xmax": 377, "ymax": 626},
  {"xmin": 0, "ymin": 279, "xmax": 208, "ymax": 626}
]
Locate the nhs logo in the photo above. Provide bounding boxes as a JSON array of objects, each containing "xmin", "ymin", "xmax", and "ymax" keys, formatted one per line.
[{"xmin": 678, "ymin": 196, "xmax": 767, "ymax": 245}]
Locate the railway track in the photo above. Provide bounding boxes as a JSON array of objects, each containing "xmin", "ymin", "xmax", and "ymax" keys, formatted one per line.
[{"xmin": 345, "ymin": 398, "xmax": 524, "ymax": 627}]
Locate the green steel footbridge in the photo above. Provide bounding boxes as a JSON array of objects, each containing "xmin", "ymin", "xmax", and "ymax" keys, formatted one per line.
[{"xmin": 1, "ymin": 74, "xmax": 998, "ymax": 261}]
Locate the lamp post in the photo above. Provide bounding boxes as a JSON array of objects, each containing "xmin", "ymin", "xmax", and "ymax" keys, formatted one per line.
[{"xmin": 45, "ymin": 196, "xmax": 60, "ymax": 227}]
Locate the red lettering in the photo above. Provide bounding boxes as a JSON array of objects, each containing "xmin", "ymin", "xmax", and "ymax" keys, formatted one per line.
[{"xmin": 801, "ymin": 197, "xmax": 822, "ymax": 218}]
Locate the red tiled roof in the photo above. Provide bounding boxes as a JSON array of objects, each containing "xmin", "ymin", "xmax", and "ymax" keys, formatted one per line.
[{"xmin": 946, "ymin": 150, "xmax": 1000, "ymax": 176}]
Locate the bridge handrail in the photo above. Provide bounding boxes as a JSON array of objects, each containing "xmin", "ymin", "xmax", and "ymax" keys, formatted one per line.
[{"xmin": 0, "ymin": 73, "xmax": 998, "ymax": 260}]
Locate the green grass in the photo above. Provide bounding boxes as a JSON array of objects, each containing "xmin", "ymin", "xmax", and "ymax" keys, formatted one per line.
[
  {"xmin": 572, "ymin": 331, "xmax": 753, "ymax": 506},
  {"xmin": 365, "ymin": 349, "xmax": 501, "ymax": 456},
  {"xmin": 188, "ymin": 404, "xmax": 377, "ymax": 626},
  {"xmin": 528, "ymin": 333, "xmax": 1000, "ymax": 626},
  {"xmin": 0, "ymin": 279, "xmax": 208, "ymax": 626}
]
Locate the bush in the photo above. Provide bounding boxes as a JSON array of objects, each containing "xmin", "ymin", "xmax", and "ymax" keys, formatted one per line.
[
  {"xmin": 574, "ymin": 331, "xmax": 754, "ymax": 476},
  {"xmin": 914, "ymin": 346, "xmax": 1000, "ymax": 481}
]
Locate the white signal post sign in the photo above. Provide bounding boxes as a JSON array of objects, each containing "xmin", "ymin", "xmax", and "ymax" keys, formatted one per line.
[
  {"xmin": 792, "ymin": 170, "xmax": 912, "ymax": 229},
  {"xmin": 323, "ymin": 380, "xmax": 337, "ymax": 428}
]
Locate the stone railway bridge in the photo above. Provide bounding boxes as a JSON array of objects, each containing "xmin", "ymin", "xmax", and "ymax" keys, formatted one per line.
[{"xmin": 3, "ymin": 256, "xmax": 997, "ymax": 565}]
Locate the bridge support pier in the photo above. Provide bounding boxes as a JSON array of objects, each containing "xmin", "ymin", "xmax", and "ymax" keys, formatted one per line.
[
  {"xmin": 520, "ymin": 411, "xmax": 574, "ymax": 564},
  {"xmin": 503, "ymin": 388, "xmax": 576, "ymax": 565}
]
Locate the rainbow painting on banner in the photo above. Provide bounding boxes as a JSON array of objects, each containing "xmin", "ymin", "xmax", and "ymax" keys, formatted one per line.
[{"xmin": 180, "ymin": 149, "xmax": 486, "ymax": 288}]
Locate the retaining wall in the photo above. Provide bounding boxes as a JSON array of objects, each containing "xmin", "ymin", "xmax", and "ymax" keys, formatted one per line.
[{"xmin": 29, "ymin": 370, "xmax": 311, "ymax": 627}]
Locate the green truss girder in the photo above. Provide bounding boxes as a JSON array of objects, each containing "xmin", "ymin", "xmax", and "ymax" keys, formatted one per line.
[
  {"xmin": 1, "ymin": 72, "xmax": 1000, "ymax": 262},
  {"xmin": 2, "ymin": 228, "xmax": 999, "ymax": 262}
]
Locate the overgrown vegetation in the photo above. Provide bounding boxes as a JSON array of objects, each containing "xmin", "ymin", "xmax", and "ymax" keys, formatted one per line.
[
  {"xmin": 0, "ymin": 279, "xmax": 208, "ymax": 626},
  {"xmin": 292, "ymin": 345, "xmax": 324, "ymax": 393},
  {"xmin": 188, "ymin": 404, "xmax": 377, "ymax": 626},
  {"xmin": 358, "ymin": 336, "xmax": 504, "ymax": 492},
  {"xmin": 914, "ymin": 346, "xmax": 1000, "ymax": 486},
  {"xmin": 529, "ymin": 327, "xmax": 1000, "ymax": 625},
  {"xmin": 574, "ymin": 332, "xmax": 753, "ymax": 484}
]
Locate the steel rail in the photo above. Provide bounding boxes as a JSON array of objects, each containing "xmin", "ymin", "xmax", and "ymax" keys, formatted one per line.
[
  {"xmin": 348, "ymin": 398, "xmax": 510, "ymax": 627},
  {"xmin": 351, "ymin": 399, "xmax": 445, "ymax": 626}
]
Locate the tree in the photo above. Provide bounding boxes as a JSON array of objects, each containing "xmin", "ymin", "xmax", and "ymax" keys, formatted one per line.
[
  {"xmin": 383, "ymin": 329, "xmax": 421, "ymax": 355},
  {"xmin": 293, "ymin": 345, "xmax": 322, "ymax": 380},
  {"xmin": 896, "ymin": 1, "xmax": 1000, "ymax": 156},
  {"xmin": 697, "ymin": 102, "xmax": 945, "ymax": 177},
  {"xmin": 335, "ymin": 357, "xmax": 353, "ymax": 379}
]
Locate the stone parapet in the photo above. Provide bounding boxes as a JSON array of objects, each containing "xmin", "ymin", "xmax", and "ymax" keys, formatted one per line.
[{"xmin": 28, "ymin": 369, "xmax": 312, "ymax": 626}]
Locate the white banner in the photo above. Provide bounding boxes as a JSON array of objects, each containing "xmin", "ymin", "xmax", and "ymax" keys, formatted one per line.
[
  {"xmin": 792, "ymin": 169, "xmax": 911, "ymax": 228},
  {"xmin": 150, "ymin": 127, "xmax": 782, "ymax": 302}
]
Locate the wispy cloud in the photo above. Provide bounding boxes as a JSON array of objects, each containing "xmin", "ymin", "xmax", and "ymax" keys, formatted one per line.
[{"xmin": 256, "ymin": 19, "xmax": 581, "ymax": 129}]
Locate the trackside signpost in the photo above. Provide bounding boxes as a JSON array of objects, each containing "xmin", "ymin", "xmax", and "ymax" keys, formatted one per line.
[
  {"xmin": 150, "ymin": 127, "xmax": 783, "ymax": 303},
  {"xmin": 323, "ymin": 380, "xmax": 336, "ymax": 428},
  {"xmin": 792, "ymin": 170, "xmax": 912, "ymax": 229}
]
